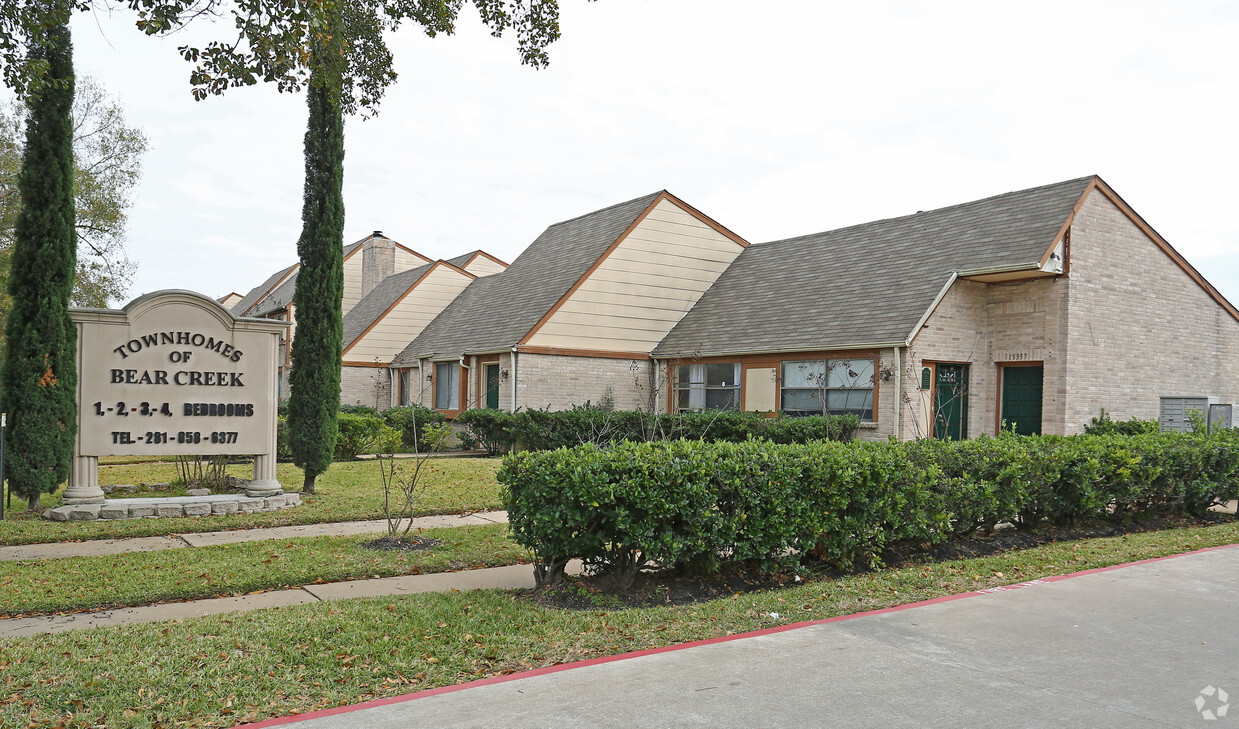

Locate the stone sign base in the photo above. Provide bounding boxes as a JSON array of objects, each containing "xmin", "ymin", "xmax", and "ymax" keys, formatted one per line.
[{"xmin": 44, "ymin": 492, "xmax": 301, "ymax": 521}]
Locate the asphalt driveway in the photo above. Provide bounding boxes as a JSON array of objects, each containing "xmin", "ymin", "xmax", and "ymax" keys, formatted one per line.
[{"xmin": 246, "ymin": 544, "xmax": 1239, "ymax": 728}]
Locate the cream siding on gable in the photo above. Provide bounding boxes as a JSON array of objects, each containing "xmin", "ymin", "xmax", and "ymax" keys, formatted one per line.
[
  {"xmin": 464, "ymin": 256, "xmax": 506, "ymax": 277},
  {"xmin": 342, "ymin": 254, "xmax": 364, "ymax": 316},
  {"xmin": 396, "ymin": 247, "xmax": 432, "ymax": 271},
  {"xmin": 524, "ymin": 198, "xmax": 744, "ymax": 352},
  {"xmin": 345, "ymin": 266, "xmax": 473, "ymax": 363},
  {"xmin": 342, "ymin": 245, "xmax": 431, "ymax": 316}
]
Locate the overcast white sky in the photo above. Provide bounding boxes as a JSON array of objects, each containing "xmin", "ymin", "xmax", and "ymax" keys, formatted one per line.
[{"xmin": 70, "ymin": 0, "xmax": 1239, "ymax": 308}]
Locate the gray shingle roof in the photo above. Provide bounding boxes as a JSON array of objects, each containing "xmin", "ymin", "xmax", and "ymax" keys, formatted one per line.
[
  {"xmin": 234, "ymin": 241, "xmax": 363, "ymax": 317},
  {"xmin": 233, "ymin": 263, "xmax": 297, "ymax": 316},
  {"xmin": 653, "ymin": 176, "xmax": 1094, "ymax": 357},
  {"xmin": 445, "ymin": 251, "xmax": 481, "ymax": 269},
  {"xmin": 341, "ymin": 262, "xmax": 435, "ymax": 350},
  {"xmin": 252, "ymin": 270, "xmax": 297, "ymax": 316},
  {"xmin": 391, "ymin": 192, "xmax": 664, "ymax": 365}
]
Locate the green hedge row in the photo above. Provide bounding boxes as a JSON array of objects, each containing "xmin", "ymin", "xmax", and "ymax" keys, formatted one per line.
[
  {"xmin": 275, "ymin": 404, "xmax": 446, "ymax": 461},
  {"xmin": 498, "ymin": 431, "xmax": 1239, "ymax": 586},
  {"xmin": 1083, "ymin": 408, "xmax": 1160, "ymax": 436},
  {"xmin": 457, "ymin": 407, "xmax": 860, "ymax": 455}
]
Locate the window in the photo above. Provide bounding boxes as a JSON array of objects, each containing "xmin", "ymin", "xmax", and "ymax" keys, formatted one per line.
[
  {"xmin": 398, "ymin": 369, "xmax": 411, "ymax": 407},
  {"xmin": 781, "ymin": 357, "xmax": 874, "ymax": 421},
  {"xmin": 674, "ymin": 362, "xmax": 740, "ymax": 412},
  {"xmin": 433, "ymin": 362, "xmax": 459, "ymax": 410}
]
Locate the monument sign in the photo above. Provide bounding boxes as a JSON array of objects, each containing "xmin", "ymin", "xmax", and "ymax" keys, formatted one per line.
[{"xmin": 64, "ymin": 290, "xmax": 289, "ymax": 504}]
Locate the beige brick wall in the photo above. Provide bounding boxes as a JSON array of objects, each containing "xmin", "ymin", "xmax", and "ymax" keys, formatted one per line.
[
  {"xmin": 904, "ymin": 275, "xmax": 1069, "ymax": 439},
  {"xmin": 340, "ymin": 365, "xmax": 390, "ymax": 409},
  {"xmin": 462, "ymin": 354, "xmax": 515, "ymax": 411},
  {"xmin": 1063, "ymin": 191, "xmax": 1239, "ymax": 430},
  {"xmin": 904, "ymin": 279, "xmax": 990, "ymax": 439},
  {"xmin": 902, "ymin": 188, "xmax": 1239, "ymax": 439},
  {"xmin": 849, "ymin": 347, "xmax": 900, "ymax": 442},
  {"xmin": 515, "ymin": 353, "xmax": 653, "ymax": 412}
]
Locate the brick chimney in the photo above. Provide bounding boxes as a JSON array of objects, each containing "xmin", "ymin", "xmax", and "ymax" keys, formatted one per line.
[{"xmin": 361, "ymin": 231, "xmax": 395, "ymax": 298}]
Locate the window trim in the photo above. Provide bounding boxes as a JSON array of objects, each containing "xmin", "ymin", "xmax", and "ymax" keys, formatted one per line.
[
  {"xmin": 661, "ymin": 349, "xmax": 882, "ymax": 422},
  {"xmin": 673, "ymin": 361, "xmax": 741, "ymax": 413},
  {"xmin": 397, "ymin": 368, "xmax": 412, "ymax": 407},
  {"xmin": 477, "ymin": 355, "xmax": 501, "ymax": 411},
  {"xmin": 779, "ymin": 355, "xmax": 877, "ymax": 422},
  {"xmin": 432, "ymin": 361, "xmax": 464, "ymax": 417}
]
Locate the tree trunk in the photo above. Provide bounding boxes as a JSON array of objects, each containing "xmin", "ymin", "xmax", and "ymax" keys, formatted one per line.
[{"xmin": 302, "ymin": 471, "xmax": 317, "ymax": 495}]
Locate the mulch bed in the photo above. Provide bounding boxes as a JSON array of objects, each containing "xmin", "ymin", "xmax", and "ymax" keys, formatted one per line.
[
  {"xmin": 530, "ymin": 513, "xmax": 1233, "ymax": 611},
  {"xmin": 360, "ymin": 535, "xmax": 443, "ymax": 553}
]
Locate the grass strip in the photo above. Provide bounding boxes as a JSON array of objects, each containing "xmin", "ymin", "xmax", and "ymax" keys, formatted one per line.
[
  {"xmin": 1, "ymin": 520, "xmax": 1235, "ymax": 728},
  {"xmin": 0, "ymin": 524, "xmax": 525, "ymax": 616},
  {"xmin": 0, "ymin": 458, "xmax": 504, "ymax": 546}
]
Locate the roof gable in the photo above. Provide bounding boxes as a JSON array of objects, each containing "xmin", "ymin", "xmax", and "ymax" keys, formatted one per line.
[
  {"xmin": 654, "ymin": 176, "xmax": 1095, "ymax": 356},
  {"xmin": 233, "ymin": 262, "xmax": 298, "ymax": 317},
  {"xmin": 341, "ymin": 261, "xmax": 478, "ymax": 355},
  {"xmin": 342, "ymin": 262, "xmax": 435, "ymax": 351},
  {"xmin": 392, "ymin": 192, "xmax": 667, "ymax": 362}
]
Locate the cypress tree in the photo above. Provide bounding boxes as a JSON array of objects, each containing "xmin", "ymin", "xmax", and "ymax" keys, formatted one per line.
[
  {"xmin": 1, "ymin": 9, "xmax": 78, "ymax": 511},
  {"xmin": 287, "ymin": 16, "xmax": 345, "ymax": 495}
]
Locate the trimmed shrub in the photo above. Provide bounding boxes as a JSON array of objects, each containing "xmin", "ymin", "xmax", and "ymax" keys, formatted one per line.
[
  {"xmin": 1085, "ymin": 408, "xmax": 1159, "ymax": 436},
  {"xmin": 510, "ymin": 406, "xmax": 647, "ymax": 451},
  {"xmin": 334, "ymin": 412, "xmax": 386, "ymax": 461},
  {"xmin": 276, "ymin": 416, "xmax": 292, "ymax": 460},
  {"xmin": 761, "ymin": 414, "xmax": 860, "ymax": 443},
  {"xmin": 507, "ymin": 408, "xmax": 859, "ymax": 451},
  {"xmin": 456, "ymin": 409, "xmax": 517, "ymax": 455},
  {"xmin": 339, "ymin": 404, "xmax": 379, "ymax": 416},
  {"xmin": 382, "ymin": 405, "xmax": 447, "ymax": 453},
  {"xmin": 500, "ymin": 439, "xmax": 937, "ymax": 586},
  {"xmin": 500, "ymin": 430, "xmax": 1239, "ymax": 586}
]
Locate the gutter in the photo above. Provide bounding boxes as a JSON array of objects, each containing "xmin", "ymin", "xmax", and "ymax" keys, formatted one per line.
[
  {"xmin": 905, "ymin": 272, "xmax": 958, "ymax": 346},
  {"xmin": 651, "ymin": 341, "xmax": 908, "ymax": 361},
  {"xmin": 955, "ymin": 262, "xmax": 1042, "ymax": 277}
]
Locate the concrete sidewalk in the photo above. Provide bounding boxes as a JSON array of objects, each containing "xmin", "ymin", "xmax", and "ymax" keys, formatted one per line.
[
  {"xmin": 245, "ymin": 544, "xmax": 1239, "ymax": 729},
  {"xmin": 0, "ymin": 510, "xmax": 509, "ymax": 561},
  {"xmin": 0, "ymin": 510, "xmax": 526, "ymax": 638},
  {"xmin": 0, "ymin": 561, "xmax": 553, "ymax": 638}
]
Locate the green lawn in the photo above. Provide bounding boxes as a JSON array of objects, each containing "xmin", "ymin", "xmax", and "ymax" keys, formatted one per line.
[
  {"xmin": 0, "ymin": 524, "xmax": 526, "ymax": 616},
  {"xmin": 0, "ymin": 457, "xmax": 504, "ymax": 545},
  {"xmin": 1, "ymin": 520, "xmax": 1235, "ymax": 728}
]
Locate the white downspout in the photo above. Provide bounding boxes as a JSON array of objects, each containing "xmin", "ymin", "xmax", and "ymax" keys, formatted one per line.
[
  {"xmin": 510, "ymin": 348, "xmax": 519, "ymax": 412},
  {"xmin": 892, "ymin": 347, "xmax": 902, "ymax": 440},
  {"xmin": 652, "ymin": 359, "xmax": 662, "ymax": 414},
  {"xmin": 458, "ymin": 355, "xmax": 471, "ymax": 410}
]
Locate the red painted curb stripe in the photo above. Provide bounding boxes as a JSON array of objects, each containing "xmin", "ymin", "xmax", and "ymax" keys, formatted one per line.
[{"xmin": 239, "ymin": 541, "xmax": 1239, "ymax": 728}]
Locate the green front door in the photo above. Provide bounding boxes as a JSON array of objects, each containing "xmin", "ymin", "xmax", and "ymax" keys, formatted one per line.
[
  {"xmin": 934, "ymin": 364, "xmax": 969, "ymax": 441},
  {"xmin": 484, "ymin": 363, "xmax": 500, "ymax": 410},
  {"xmin": 1001, "ymin": 365, "xmax": 1043, "ymax": 435}
]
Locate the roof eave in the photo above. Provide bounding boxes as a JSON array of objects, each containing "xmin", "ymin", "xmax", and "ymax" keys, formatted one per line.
[{"xmin": 652, "ymin": 341, "xmax": 907, "ymax": 360}]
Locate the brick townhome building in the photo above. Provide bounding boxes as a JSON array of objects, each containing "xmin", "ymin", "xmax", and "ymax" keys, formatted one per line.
[
  {"xmin": 228, "ymin": 176, "xmax": 1239, "ymax": 438},
  {"xmin": 390, "ymin": 191, "xmax": 748, "ymax": 415},
  {"xmin": 654, "ymin": 175, "xmax": 1239, "ymax": 438},
  {"xmin": 228, "ymin": 232, "xmax": 506, "ymax": 404}
]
